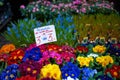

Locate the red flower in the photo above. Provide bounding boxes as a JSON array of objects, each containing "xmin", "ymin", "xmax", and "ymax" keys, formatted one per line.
[
  {"xmin": 47, "ymin": 44, "xmax": 62, "ymax": 53},
  {"xmin": 16, "ymin": 75, "xmax": 36, "ymax": 80},
  {"xmin": 105, "ymin": 65, "xmax": 120, "ymax": 79},
  {"xmin": 75, "ymin": 46, "xmax": 88, "ymax": 53},
  {"xmin": 7, "ymin": 49, "xmax": 24, "ymax": 65}
]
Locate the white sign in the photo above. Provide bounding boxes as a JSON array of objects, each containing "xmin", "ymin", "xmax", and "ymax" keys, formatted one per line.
[{"xmin": 34, "ymin": 25, "xmax": 57, "ymax": 46}]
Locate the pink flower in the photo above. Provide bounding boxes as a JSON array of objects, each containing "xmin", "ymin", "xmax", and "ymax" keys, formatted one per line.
[
  {"xmin": 20, "ymin": 5, "xmax": 25, "ymax": 9},
  {"xmin": 81, "ymin": 7, "xmax": 86, "ymax": 13}
]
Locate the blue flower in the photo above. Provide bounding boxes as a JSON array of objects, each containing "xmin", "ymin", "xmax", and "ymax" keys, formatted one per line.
[
  {"xmin": 22, "ymin": 47, "xmax": 42, "ymax": 61},
  {"xmin": 0, "ymin": 64, "xmax": 18, "ymax": 80},
  {"xmin": 81, "ymin": 67, "xmax": 97, "ymax": 79},
  {"xmin": 61, "ymin": 62, "xmax": 80, "ymax": 79}
]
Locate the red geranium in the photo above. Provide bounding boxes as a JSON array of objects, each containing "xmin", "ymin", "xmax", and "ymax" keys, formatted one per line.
[{"xmin": 16, "ymin": 75, "xmax": 36, "ymax": 80}]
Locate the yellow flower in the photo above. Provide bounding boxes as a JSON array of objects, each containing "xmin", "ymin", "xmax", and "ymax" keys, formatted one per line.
[
  {"xmin": 93, "ymin": 45, "xmax": 106, "ymax": 54},
  {"xmin": 77, "ymin": 56, "xmax": 93, "ymax": 67},
  {"xmin": 96, "ymin": 55, "xmax": 114, "ymax": 67},
  {"xmin": 40, "ymin": 64, "xmax": 61, "ymax": 80},
  {"xmin": 0, "ymin": 44, "xmax": 16, "ymax": 54}
]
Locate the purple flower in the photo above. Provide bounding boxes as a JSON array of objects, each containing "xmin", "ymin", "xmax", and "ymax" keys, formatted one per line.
[{"xmin": 19, "ymin": 60, "xmax": 41, "ymax": 76}]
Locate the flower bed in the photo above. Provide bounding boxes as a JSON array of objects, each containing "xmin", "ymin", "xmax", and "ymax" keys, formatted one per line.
[{"xmin": 0, "ymin": 42, "xmax": 120, "ymax": 80}]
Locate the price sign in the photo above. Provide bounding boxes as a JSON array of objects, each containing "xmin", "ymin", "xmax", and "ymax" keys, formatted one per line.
[{"xmin": 34, "ymin": 25, "xmax": 57, "ymax": 46}]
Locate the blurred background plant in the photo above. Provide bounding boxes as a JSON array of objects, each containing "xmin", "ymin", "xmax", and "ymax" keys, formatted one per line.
[
  {"xmin": 2, "ymin": 14, "xmax": 77, "ymax": 47},
  {"xmin": 73, "ymin": 13, "xmax": 120, "ymax": 41},
  {"xmin": 2, "ymin": 17, "xmax": 42, "ymax": 47},
  {"xmin": 20, "ymin": 0, "xmax": 116, "ymax": 21}
]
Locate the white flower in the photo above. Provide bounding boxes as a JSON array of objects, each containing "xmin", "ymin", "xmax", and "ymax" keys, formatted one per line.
[
  {"xmin": 62, "ymin": 76, "xmax": 79, "ymax": 80},
  {"xmin": 87, "ymin": 53, "xmax": 99, "ymax": 58}
]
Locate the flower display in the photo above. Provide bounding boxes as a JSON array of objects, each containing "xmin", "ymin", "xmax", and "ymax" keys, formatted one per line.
[
  {"xmin": 77, "ymin": 56, "xmax": 93, "ymax": 67},
  {"xmin": 0, "ymin": 44, "xmax": 16, "ymax": 54},
  {"xmin": 0, "ymin": 64, "xmax": 18, "ymax": 80},
  {"xmin": 19, "ymin": 60, "xmax": 41, "ymax": 76},
  {"xmin": 22, "ymin": 47, "xmax": 42, "ymax": 61},
  {"xmin": 96, "ymin": 55, "xmax": 114, "ymax": 67},
  {"xmin": 93, "ymin": 45, "xmax": 106, "ymax": 54},
  {"xmin": 61, "ymin": 62, "xmax": 80, "ymax": 79},
  {"xmin": 96, "ymin": 75, "xmax": 113, "ymax": 80},
  {"xmin": 105, "ymin": 65, "xmax": 120, "ymax": 79},
  {"xmin": 40, "ymin": 64, "xmax": 61, "ymax": 80},
  {"xmin": 7, "ymin": 49, "xmax": 24, "ymax": 65},
  {"xmin": 16, "ymin": 75, "xmax": 36, "ymax": 80},
  {"xmin": 75, "ymin": 46, "xmax": 88, "ymax": 53}
]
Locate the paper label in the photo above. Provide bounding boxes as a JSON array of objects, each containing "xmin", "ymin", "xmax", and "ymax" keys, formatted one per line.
[{"xmin": 34, "ymin": 25, "xmax": 57, "ymax": 46}]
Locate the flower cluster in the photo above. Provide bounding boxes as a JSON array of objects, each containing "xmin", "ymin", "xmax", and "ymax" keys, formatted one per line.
[
  {"xmin": 19, "ymin": 60, "xmax": 41, "ymax": 76},
  {"xmin": 8, "ymin": 49, "xmax": 24, "ymax": 65},
  {"xmin": 105, "ymin": 65, "xmax": 120, "ymax": 78},
  {"xmin": 16, "ymin": 75, "xmax": 36, "ymax": 80},
  {"xmin": 20, "ymin": 0, "xmax": 115, "ymax": 20},
  {"xmin": 96, "ymin": 55, "xmax": 114, "ymax": 67},
  {"xmin": 93, "ymin": 45, "xmax": 106, "ymax": 54},
  {"xmin": 40, "ymin": 64, "xmax": 61, "ymax": 80},
  {"xmin": 22, "ymin": 47, "xmax": 42, "ymax": 61},
  {"xmin": 0, "ymin": 44, "xmax": 16, "ymax": 54},
  {"xmin": 0, "ymin": 64, "xmax": 18, "ymax": 80},
  {"xmin": 75, "ymin": 46, "xmax": 88, "ymax": 53},
  {"xmin": 77, "ymin": 56, "xmax": 93, "ymax": 67},
  {"xmin": 61, "ymin": 62, "xmax": 80, "ymax": 80}
]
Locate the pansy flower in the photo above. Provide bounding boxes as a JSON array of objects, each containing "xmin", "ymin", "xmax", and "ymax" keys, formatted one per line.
[
  {"xmin": 61, "ymin": 62, "xmax": 80, "ymax": 79},
  {"xmin": 16, "ymin": 75, "xmax": 36, "ymax": 80},
  {"xmin": 19, "ymin": 60, "xmax": 41, "ymax": 76},
  {"xmin": 0, "ymin": 64, "xmax": 18, "ymax": 80},
  {"xmin": 7, "ymin": 49, "xmax": 24, "ymax": 65},
  {"xmin": 0, "ymin": 44, "xmax": 16, "ymax": 54},
  {"xmin": 22, "ymin": 47, "xmax": 42, "ymax": 61}
]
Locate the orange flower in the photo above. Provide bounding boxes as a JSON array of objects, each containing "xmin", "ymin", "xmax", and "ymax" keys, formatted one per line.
[{"xmin": 0, "ymin": 44, "xmax": 16, "ymax": 54}]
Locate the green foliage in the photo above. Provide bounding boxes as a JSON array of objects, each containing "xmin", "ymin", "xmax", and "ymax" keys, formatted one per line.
[
  {"xmin": 2, "ymin": 18, "xmax": 42, "ymax": 47},
  {"xmin": 43, "ymin": 15, "xmax": 77, "ymax": 46},
  {"xmin": 73, "ymin": 13, "xmax": 120, "ymax": 41}
]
